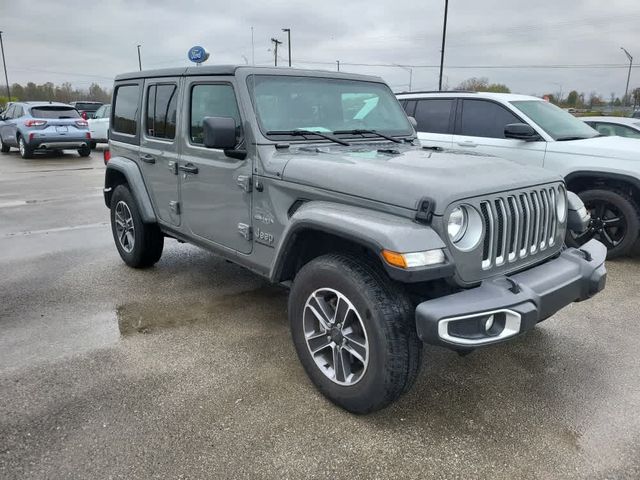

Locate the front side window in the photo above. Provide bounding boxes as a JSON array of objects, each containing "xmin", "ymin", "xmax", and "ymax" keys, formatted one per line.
[
  {"xmin": 247, "ymin": 75, "xmax": 412, "ymax": 138},
  {"xmin": 459, "ymin": 99, "xmax": 521, "ymax": 139},
  {"xmin": 511, "ymin": 100, "xmax": 598, "ymax": 141},
  {"xmin": 610, "ymin": 123, "xmax": 640, "ymax": 139},
  {"xmin": 113, "ymin": 85, "xmax": 140, "ymax": 135},
  {"xmin": 414, "ymin": 99, "xmax": 454, "ymax": 134},
  {"xmin": 146, "ymin": 84, "xmax": 178, "ymax": 139},
  {"xmin": 190, "ymin": 84, "xmax": 241, "ymax": 145}
]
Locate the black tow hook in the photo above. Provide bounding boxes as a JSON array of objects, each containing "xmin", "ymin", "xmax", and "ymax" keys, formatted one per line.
[
  {"xmin": 577, "ymin": 248, "xmax": 593, "ymax": 262},
  {"xmin": 505, "ymin": 277, "xmax": 521, "ymax": 294}
]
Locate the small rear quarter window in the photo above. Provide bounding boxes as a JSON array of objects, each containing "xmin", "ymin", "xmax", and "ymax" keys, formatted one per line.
[{"xmin": 113, "ymin": 85, "xmax": 140, "ymax": 135}]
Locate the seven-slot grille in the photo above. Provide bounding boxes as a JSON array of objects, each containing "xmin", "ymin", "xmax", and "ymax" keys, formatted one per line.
[{"xmin": 479, "ymin": 186, "xmax": 560, "ymax": 270}]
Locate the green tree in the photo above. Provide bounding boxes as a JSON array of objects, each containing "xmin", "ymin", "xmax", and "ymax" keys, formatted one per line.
[{"xmin": 567, "ymin": 90, "xmax": 579, "ymax": 107}]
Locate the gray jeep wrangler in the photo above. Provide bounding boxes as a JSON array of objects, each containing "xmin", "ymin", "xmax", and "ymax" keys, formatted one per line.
[{"xmin": 104, "ymin": 66, "xmax": 606, "ymax": 413}]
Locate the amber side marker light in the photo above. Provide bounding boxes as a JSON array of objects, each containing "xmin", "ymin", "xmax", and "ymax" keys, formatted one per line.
[{"xmin": 382, "ymin": 249, "xmax": 445, "ymax": 268}]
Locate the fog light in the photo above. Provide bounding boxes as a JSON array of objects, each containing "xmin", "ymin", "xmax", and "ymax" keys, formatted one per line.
[{"xmin": 484, "ymin": 315, "xmax": 494, "ymax": 332}]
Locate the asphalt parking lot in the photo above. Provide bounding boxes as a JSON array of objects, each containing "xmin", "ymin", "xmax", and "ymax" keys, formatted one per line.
[{"xmin": 0, "ymin": 148, "xmax": 639, "ymax": 479}]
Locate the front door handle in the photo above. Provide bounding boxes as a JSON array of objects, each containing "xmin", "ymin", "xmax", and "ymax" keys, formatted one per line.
[
  {"xmin": 457, "ymin": 140, "xmax": 477, "ymax": 147},
  {"xmin": 178, "ymin": 163, "xmax": 199, "ymax": 174},
  {"xmin": 140, "ymin": 154, "xmax": 156, "ymax": 164}
]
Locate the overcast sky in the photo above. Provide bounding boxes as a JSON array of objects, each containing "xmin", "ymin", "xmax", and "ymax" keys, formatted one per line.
[{"xmin": 2, "ymin": 0, "xmax": 639, "ymax": 98}]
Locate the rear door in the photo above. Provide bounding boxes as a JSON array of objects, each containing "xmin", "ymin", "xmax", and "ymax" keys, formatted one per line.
[
  {"xmin": 139, "ymin": 78, "xmax": 182, "ymax": 226},
  {"xmin": 452, "ymin": 99, "xmax": 546, "ymax": 167},
  {"xmin": 178, "ymin": 77, "xmax": 253, "ymax": 254},
  {"xmin": 412, "ymin": 98, "xmax": 455, "ymax": 148}
]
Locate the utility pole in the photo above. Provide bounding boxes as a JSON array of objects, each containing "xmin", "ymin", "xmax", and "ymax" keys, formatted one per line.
[
  {"xmin": 271, "ymin": 38, "xmax": 282, "ymax": 67},
  {"xmin": 621, "ymin": 47, "xmax": 633, "ymax": 106},
  {"xmin": 282, "ymin": 28, "xmax": 291, "ymax": 67},
  {"xmin": 438, "ymin": 0, "xmax": 449, "ymax": 91},
  {"xmin": 336, "ymin": 60, "xmax": 340, "ymax": 71},
  {"xmin": 0, "ymin": 31, "xmax": 10, "ymax": 101},
  {"xmin": 137, "ymin": 44, "xmax": 142, "ymax": 71},
  {"xmin": 394, "ymin": 64, "xmax": 413, "ymax": 92}
]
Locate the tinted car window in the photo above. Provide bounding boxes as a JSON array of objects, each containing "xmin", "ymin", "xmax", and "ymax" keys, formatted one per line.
[
  {"xmin": 113, "ymin": 85, "xmax": 140, "ymax": 135},
  {"xmin": 73, "ymin": 103, "xmax": 102, "ymax": 111},
  {"xmin": 402, "ymin": 100, "xmax": 417, "ymax": 117},
  {"xmin": 190, "ymin": 84, "xmax": 240, "ymax": 145},
  {"xmin": 13, "ymin": 106, "xmax": 24, "ymax": 117},
  {"xmin": 459, "ymin": 99, "xmax": 521, "ymax": 138},
  {"xmin": 413, "ymin": 99, "xmax": 454, "ymax": 134},
  {"xmin": 30, "ymin": 107, "xmax": 80, "ymax": 119},
  {"xmin": 146, "ymin": 84, "xmax": 178, "ymax": 140},
  {"xmin": 3, "ymin": 105, "xmax": 15, "ymax": 119}
]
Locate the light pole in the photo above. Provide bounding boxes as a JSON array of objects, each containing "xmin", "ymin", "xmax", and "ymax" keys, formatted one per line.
[
  {"xmin": 394, "ymin": 64, "xmax": 413, "ymax": 92},
  {"xmin": 0, "ymin": 31, "xmax": 10, "ymax": 101},
  {"xmin": 137, "ymin": 44, "xmax": 142, "ymax": 71},
  {"xmin": 621, "ymin": 47, "xmax": 633, "ymax": 106},
  {"xmin": 271, "ymin": 38, "xmax": 282, "ymax": 66},
  {"xmin": 282, "ymin": 28, "xmax": 291, "ymax": 67},
  {"xmin": 438, "ymin": 0, "xmax": 449, "ymax": 91}
]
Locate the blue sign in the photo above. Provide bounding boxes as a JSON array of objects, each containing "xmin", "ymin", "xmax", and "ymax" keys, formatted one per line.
[{"xmin": 188, "ymin": 46, "xmax": 210, "ymax": 64}]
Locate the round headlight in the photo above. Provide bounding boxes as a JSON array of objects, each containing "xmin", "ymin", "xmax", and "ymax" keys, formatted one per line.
[
  {"xmin": 557, "ymin": 185, "xmax": 567, "ymax": 222},
  {"xmin": 448, "ymin": 207, "xmax": 468, "ymax": 243}
]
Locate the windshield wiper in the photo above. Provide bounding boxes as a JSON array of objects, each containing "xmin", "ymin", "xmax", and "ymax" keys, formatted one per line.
[
  {"xmin": 266, "ymin": 130, "xmax": 351, "ymax": 146},
  {"xmin": 556, "ymin": 135, "xmax": 592, "ymax": 141},
  {"xmin": 332, "ymin": 129, "xmax": 403, "ymax": 144}
]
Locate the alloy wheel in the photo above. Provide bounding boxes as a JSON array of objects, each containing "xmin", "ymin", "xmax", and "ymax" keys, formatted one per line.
[
  {"xmin": 114, "ymin": 201, "xmax": 135, "ymax": 253},
  {"xmin": 303, "ymin": 288, "xmax": 369, "ymax": 386},
  {"xmin": 572, "ymin": 199, "xmax": 628, "ymax": 249}
]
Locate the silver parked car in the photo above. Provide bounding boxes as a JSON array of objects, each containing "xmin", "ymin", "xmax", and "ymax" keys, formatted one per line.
[
  {"xmin": 0, "ymin": 101, "xmax": 92, "ymax": 158},
  {"xmin": 582, "ymin": 116, "xmax": 640, "ymax": 139}
]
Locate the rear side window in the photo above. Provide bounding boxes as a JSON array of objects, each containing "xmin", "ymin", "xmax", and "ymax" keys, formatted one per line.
[
  {"xmin": 402, "ymin": 100, "xmax": 417, "ymax": 117},
  {"xmin": 190, "ymin": 84, "xmax": 241, "ymax": 145},
  {"xmin": 414, "ymin": 99, "xmax": 454, "ymax": 134},
  {"xmin": 113, "ymin": 85, "xmax": 140, "ymax": 135},
  {"xmin": 459, "ymin": 99, "xmax": 521, "ymax": 138},
  {"xmin": 146, "ymin": 84, "xmax": 178, "ymax": 140},
  {"xmin": 30, "ymin": 107, "xmax": 80, "ymax": 119}
]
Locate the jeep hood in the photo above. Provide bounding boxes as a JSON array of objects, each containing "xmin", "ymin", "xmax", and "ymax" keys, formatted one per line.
[
  {"xmin": 280, "ymin": 145, "xmax": 560, "ymax": 214},
  {"xmin": 547, "ymin": 135, "xmax": 640, "ymax": 161}
]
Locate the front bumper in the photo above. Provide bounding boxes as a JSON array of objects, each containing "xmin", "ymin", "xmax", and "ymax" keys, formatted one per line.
[{"xmin": 415, "ymin": 239, "xmax": 607, "ymax": 349}]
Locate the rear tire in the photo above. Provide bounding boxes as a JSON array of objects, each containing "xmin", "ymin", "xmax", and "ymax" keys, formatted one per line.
[
  {"xmin": 289, "ymin": 253, "xmax": 422, "ymax": 414},
  {"xmin": 78, "ymin": 145, "xmax": 91, "ymax": 157},
  {"xmin": 18, "ymin": 136, "xmax": 33, "ymax": 159},
  {"xmin": 110, "ymin": 185, "xmax": 164, "ymax": 268},
  {"xmin": 566, "ymin": 188, "xmax": 639, "ymax": 259},
  {"xmin": 0, "ymin": 139, "xmax": 9, "ymax": 153}
]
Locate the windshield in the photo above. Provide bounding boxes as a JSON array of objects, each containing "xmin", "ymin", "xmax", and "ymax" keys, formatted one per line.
[
  {"xmin": 511, "ymin": 100, "xmax": 599, "ymax": 141},
  {"xmin": 247, "ymin": 75, "xmax": 413, "ymax": 139}
]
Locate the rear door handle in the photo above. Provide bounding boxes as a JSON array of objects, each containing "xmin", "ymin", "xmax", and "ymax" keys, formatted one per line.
[
  {"xmin": 140, "ymin": 154, "xmax": 156, "ymax": 164},
  {"xmin": 457, "ymin": 140, "xmax": 477, "ymax": 147},
  {"xmin": 178, "ymin": 163, "xmax": 199, "ymax": 174}
]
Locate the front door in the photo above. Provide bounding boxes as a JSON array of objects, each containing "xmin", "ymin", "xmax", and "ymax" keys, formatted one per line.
[
  {"xmin": 179, "ymin": 78, "xmax": 252, "ymax": 254},
  {"xmin": 139, "ymin": 78, "xmax": 181, "ymax": 226},
  {"xmin": 452, "ymin": 99, "xmax": 547, "ymax": 168}
]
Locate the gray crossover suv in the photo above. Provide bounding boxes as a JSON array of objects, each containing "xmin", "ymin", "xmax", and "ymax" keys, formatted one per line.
[
  {"xmin": 104, "ymin": 66, "xmax": 606, "ymax": 413},
  {"xmin": 0, "ymin": 101, "xmax": 92, "ymax": 158}
]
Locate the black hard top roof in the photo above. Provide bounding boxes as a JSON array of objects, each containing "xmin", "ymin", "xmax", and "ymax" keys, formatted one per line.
[{"xmin": 114, "ymin": 65, "xmax": 384, "ymax": 83}]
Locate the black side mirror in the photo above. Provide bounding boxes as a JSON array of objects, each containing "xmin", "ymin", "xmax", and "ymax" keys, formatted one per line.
[
  {"xmin": 504, "ymin": 123, "xmax": 540, "ymax": 141},
  {"xmin": 203, "ymin": 116, "xmax": 237, "ymax": 150}
]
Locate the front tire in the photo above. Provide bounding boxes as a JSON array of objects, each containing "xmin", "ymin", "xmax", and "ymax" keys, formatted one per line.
[
  {"xmin": 566, "ymin": 188, "xmax": 639, "ymax": 259},
  {"xmin": 78, "ymin": 145, "xmax": 91, "ymax": 157},
  {"xmin": 289, "ymin": 254, "xmax": 422, "ymax": 414},
  {"xmin": 110, "ymin": 185, "xmax": 164, "ymax": 268},
  {"xmin": 18, "ymin": 136, "xmax": 33, "ymax": 159}
]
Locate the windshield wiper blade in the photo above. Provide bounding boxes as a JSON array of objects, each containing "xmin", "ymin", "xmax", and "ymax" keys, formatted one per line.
[
  {"xmin": 556, "ymin": 135, "xmax": 590, "ymax": 141},
  {"xmin": 332, "ymin": 129, "xmax": 403, "ymax": 144},
  {"xmin": 266, "ymin": 130, "xmax": 351, "ymax": 146}
]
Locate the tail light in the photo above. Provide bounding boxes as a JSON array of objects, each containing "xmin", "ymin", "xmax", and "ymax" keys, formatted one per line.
[
  {"xmin": 81, "ymin": 111, "xmax": 88, "ymax": 120},
  {"xmin": 85, "ymin": 132, "xmax": 92, "ymax": 139},
  {"xmin": 29, "ymin": 133, "xmax": 35, "ymax": 141},
  {"xmin": 75, "ymin": 120, "xmax": 88, "ymax": 127},
  {"xmin": 24, "ymin": 119, "xmax": 47, "ymax": 127},
  {"xmin": 103, "ymin": 149, "xmax": 111, "ymax": 164}
]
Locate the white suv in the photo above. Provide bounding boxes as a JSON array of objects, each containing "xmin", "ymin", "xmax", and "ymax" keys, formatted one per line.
[{"xmin": 397, "ymin": 91, "xmax": 640, "ymax": 257}]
